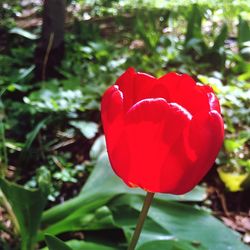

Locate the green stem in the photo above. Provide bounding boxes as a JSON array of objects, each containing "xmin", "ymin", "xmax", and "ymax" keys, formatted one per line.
[
  {"xmin": 0, "ymin": 121, "xmax": 8, "ymax": 167},
  {"xmin": 0, "ymin": 96, "xmax": 7, "ymax": 178},
  {"xmin": 128, "ymin": 192, "xmax": 155, "ymax": 250}
]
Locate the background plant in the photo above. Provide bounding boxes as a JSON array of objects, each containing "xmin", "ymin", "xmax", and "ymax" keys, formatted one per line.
[{"xmin": 0, "ymin": 0, "xmax": 249, "ymax": 249}]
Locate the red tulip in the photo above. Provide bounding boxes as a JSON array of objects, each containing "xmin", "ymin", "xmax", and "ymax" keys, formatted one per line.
[{"xmin": 101, "ymin": 68, "xmax": 224, "ymax": 194}]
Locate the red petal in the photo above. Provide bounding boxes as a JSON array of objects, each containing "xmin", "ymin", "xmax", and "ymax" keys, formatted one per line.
[
  {"xmin": 175, "ymin": 110, "xmax": 224, "ymax": 194},
  {"xmin": 196, "ymin": 84, "xmax": 221, "ymax": 113},
  {"xmin": 115, "ymin": 67, "xmax": 136, "ymax": 111},
  {"xmin": 116, "ymin": 68, "xmax": 156, "ymax": 111},
  {"xmin": 109, "ymin": 98, "xmax": 192, "ymax": 192},
  {"xmin": 133, "ymin": 72, "xmax": 156, "ymax": 103},
  {"xmin": 102, "ymin": 70, "xmax": 224, "ymax": 194},
  {"xmin": 101, "ymin": 85, "xmax": 124, "ymax": 153},
  {"xmin": 153, "ymin": 73, "xmax": 211, "ymax": 115}
]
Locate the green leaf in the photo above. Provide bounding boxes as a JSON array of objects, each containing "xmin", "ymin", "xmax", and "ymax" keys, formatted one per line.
[
  {"xmin": 42, "ymin": 205, "xmax": 116, "ymax": 237},
  {"xmin": 224, "ymin": 138, "xmax": 247, "ymax": 153},
  {"xmin": 41, "ymin": 153, "xmax": 128, "ymax": 230},
  {"xmin": 18, "ymin": 65, "xmax": 35, "ymax": 82},
  {"xmin": 110, "ymin": 194, "xmax": 249, "ymax": 250},
  {"xmin": 18, "ymin": 117, "xmax": 50, "ymax": 168},
  {"xmin": 111, "ymin": 203, "xmax": 172, "ymax": 246},
  {"xmin": 185, "ymin": 38, "xmax": 203, "ymax": 51},
  {"xmin": 45, "ymin": 235, "xmax": 72, "ymax": 250},
  {"xmin": 185, "ymin": 4, "xmax": 203, "ymax": 43},
  {"xmin": 41, "ymin": 152, "xmax": 247, "ymax": 249},
  {"xmin": 138, "ymin": 239, "xmax": 207, "ymax": 250},
  {"xmin": 9, "ymin": 27, "xmax": 38, "ymax": 40},
  {"xmin": 0, "ymin": 178, "xmax": 48, "ymax": 250},
  {"xmin": 70, "ymin": 121, "xmax": 98, "ymax": 139},
  {"xmin": 156, "ymin": 185, "xmax": 207, "ymax": 203},
  {"xmin": 238, "ymin": 16, "xmax": 250, "ymax": 48},
  {"xmin": 42, "ymin": 234, "xmax": 117, "ymax": 250},
  {"xmin": 37, "ymin": 166, "xmax": 51, "ymax": 197},
  {"xmin": 42, "ymin": 153, "xmax": 206, "ymax": 227},
  {"xmin": 43, "ymin": 236, "xmax": 117, "ymax": 250},
  {"xmin": 67, "ymin": 240, "xmax": 117, "ymax": 250},
  {"xmin": 213, "ymin": 24, "xmax": 228, "ymax": 50},
  {"xmin": 89, "ymin": 135, "xmax": 106, "ymax": 160}
]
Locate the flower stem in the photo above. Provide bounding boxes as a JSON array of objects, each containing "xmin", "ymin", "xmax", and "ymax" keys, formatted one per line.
[{"xmin": 128, "ymin": 192, "xmax": 155, "ymax": 250}]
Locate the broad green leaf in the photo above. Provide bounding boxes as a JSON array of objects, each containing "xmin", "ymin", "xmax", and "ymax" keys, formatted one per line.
[
  {"xmin": 42, "ymin": 206, "xmax": 116, "ymax": 237},
  {"xmin": 41, "ymin": 153, "xmax": 128, "ymax": 226},
  {"xmin": 110, "ymin": 194, "xmax": 249, "ymax": 250},
  {"xmin": 43, "ymin": 237, "xmax": 117, "ymax": 250},
  {"xmin": 70, "ymin": 121, "xmax": 98, "ymax": 139},
  {"xmin": 45, "ymin": 235, "xmax": 72, "ymax": 250},
  {"xmin": 111, "ymin": 204, "xmax": 172, "ymax": 246},
  {"xmin": 138, "ymin": 239, "xmax": 207, "ymax": 250},
  {"xmin": 89, "ymin": 135, "xmax": 106, "ymax": 160},
  {"xmin": 0, "ymin": 178, "xmax": 48, "ymax": 250},
  {"xmin": 150, "ymin": 186, "xmax": 206, "ymax": 204},
  {"xmin": 67, "ymin": 240, "xmax": 117, "ymax": 250},
  {"xmin": 42, "ymin": 153, "xmax": 206, "ymax": 227}
]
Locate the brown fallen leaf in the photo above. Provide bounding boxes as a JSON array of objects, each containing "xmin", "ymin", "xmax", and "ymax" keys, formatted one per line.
[{"xmin": 221, "ymin": 215, "xmax": 250, "ymax": 233}]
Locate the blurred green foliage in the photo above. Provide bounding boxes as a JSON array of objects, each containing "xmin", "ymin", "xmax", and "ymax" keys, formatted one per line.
[{"xmin": 0, "ymin": 0, "xmax": 250, "ymax": 249}]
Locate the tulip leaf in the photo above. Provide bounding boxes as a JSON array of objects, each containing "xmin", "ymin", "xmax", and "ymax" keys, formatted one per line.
[
  {"xmin": 43, "ymin": 235, "xmax": 117, "ymax": 250},
  {"xmin": 138, "ymin": 239, "xmax": 207, "ymax": 250},
  {"xmin": 89, "ymin": 135, "xmax": 106, "ymax": 160},
  {"xmin": 67, "ymin": 240, "xmax": 117, "ymax": 250},
  {"xmin": 41, "ymin": 205, "xmax": 116, "ymax": 237},
  {"xmin": 42, "ymin": 152, "xmax": 206, "ymax": 227},
  {"xmin": 41, "ymin": 153, "xmax": 128, "ymax": 226},
  {"xmin": 40, "ymin": 152, "xmax": 248, "ymax": 250},
  {"xmin": 156, "ymin": 186, "xmax": 207, "ymax": 202},
  {"xmin": 45, "ymin": 234, "xmax": 72, "ymax": 250},
  {"xmin": 111, "ymin": 203, "xmax": 172, "ymax": 246},
  {"xmin": 0, "ymin": 178, "xmax": 48, "ymax": 250},
  {"xmin": 110, "ymin": 194, "xmax": 249, "ymax": 250}
]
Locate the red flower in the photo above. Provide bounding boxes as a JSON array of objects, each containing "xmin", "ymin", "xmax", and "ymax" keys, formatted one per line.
[{"xmin": 101, "ymin": 68, "xmax": 224, "ymax": 194}]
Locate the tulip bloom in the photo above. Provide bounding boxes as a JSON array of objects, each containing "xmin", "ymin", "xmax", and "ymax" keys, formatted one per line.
[{"xmin": 101, "ymin": 68, "xmax": 224, "ymax": 194}]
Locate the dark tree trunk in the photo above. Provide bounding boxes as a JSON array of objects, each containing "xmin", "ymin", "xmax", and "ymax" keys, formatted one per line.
[{"xmin": 34, "ymin": 0, "xmax": 66, "ymax": 81}]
